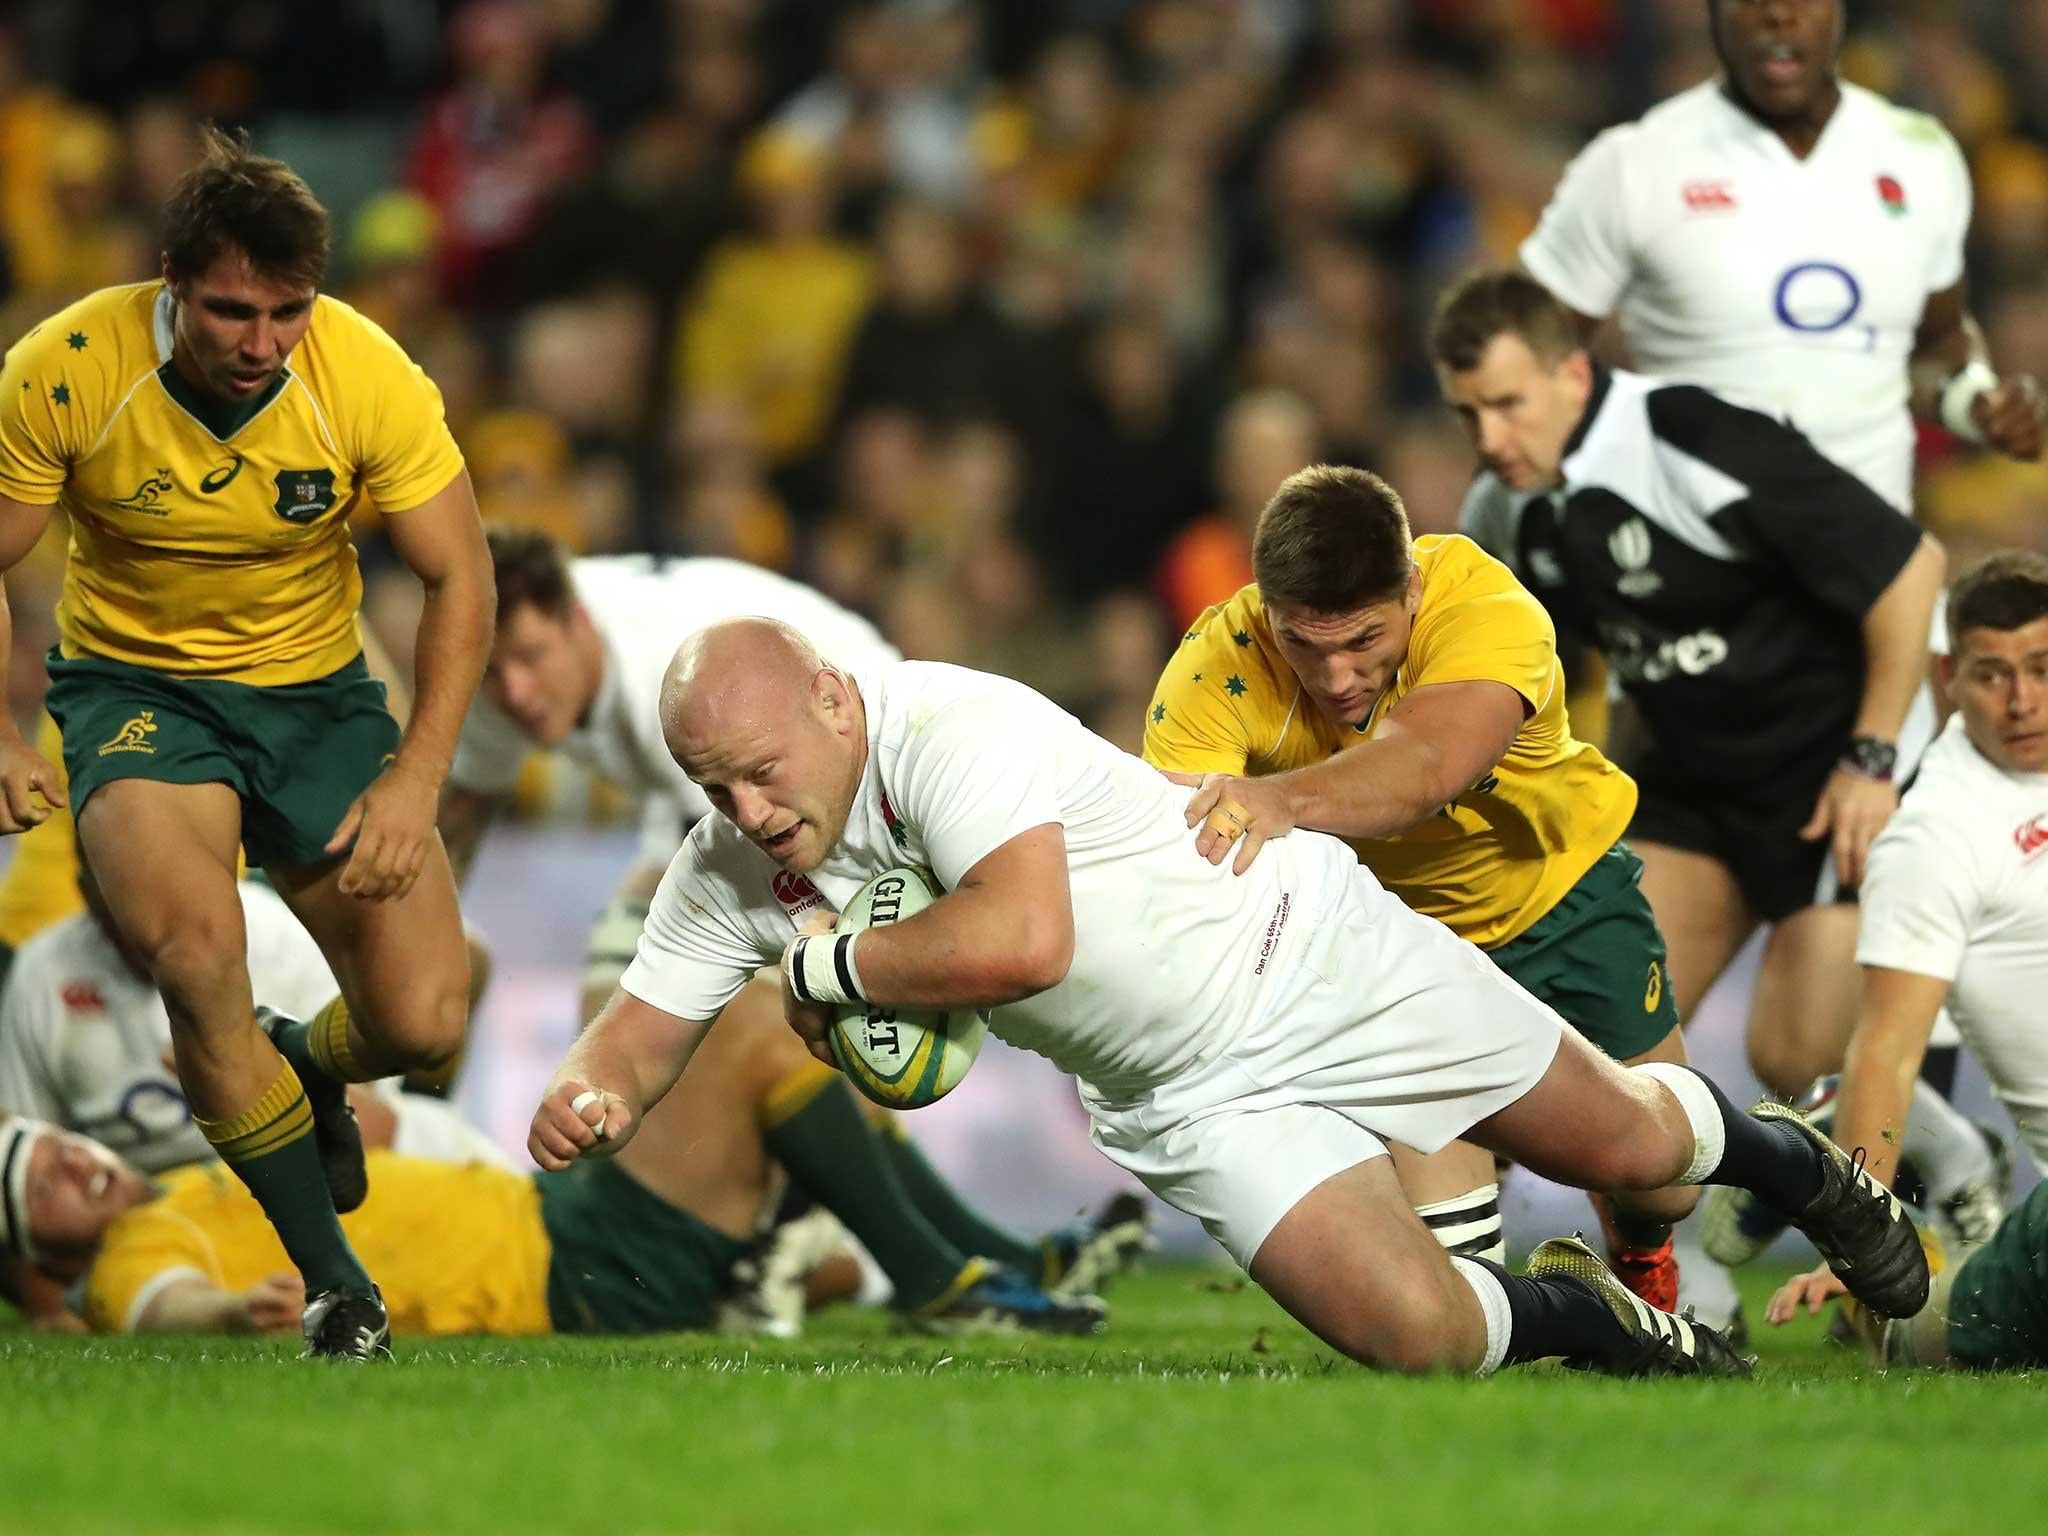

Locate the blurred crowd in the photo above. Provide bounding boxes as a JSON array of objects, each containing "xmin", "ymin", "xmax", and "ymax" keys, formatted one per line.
[{"xmin": 4, "ymin": 0, "xmax": 2047, "ymax": 808}]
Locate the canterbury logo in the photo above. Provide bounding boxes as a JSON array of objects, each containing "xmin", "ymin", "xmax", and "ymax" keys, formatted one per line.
[
  {"xmin": 1644, "ymin": 959, "xmax": 1664, "ymax": 1013},
  {"xmin": 97, "ymin": 710, "xmax": 158, "ymax": 757},
  {"xmin": 200, "ymin": 454, "xmax": 244, "ymax": 493}
]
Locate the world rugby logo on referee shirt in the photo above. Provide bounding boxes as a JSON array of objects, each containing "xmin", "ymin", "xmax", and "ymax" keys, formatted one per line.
[{"xmin": 1608, "ymin": 518, "xmax": 1662, "ymax": 597}]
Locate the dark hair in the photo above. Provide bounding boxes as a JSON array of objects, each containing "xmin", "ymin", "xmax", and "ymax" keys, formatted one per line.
[
  {"xmin": 1948, "ymin": 550, "xmax": 2048, "ymax": 655},
  {"xmin": 487, "ymin": 524, "xmax": 575, "ymax": 620},
  {"xmin": 1252, "ymin": 465, "xmax": 1413, "ymax": 612},
  {"xmin": 161, "ymin": 124, "xmax": 330, "ymax": 291},
  {"xmin": 1428, "ymin": 268, "xmax": 1582, "ymax": 373}
]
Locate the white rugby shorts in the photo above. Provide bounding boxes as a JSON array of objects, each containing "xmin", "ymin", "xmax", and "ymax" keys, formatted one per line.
[{"xmin": 1086, "ymin": 870, "xmax": 1564, "ymax": 1269}]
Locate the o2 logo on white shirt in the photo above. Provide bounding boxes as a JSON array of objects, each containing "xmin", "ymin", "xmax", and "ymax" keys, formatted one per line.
[{"xmin": 1773, "ymin": 263, "xmax": 1875, "ymax": 351}]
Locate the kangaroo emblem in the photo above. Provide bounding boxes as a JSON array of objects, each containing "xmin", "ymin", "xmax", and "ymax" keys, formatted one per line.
[{"xmin": 97, "ymin": 710, "xmax": 159, "ymax": 757}]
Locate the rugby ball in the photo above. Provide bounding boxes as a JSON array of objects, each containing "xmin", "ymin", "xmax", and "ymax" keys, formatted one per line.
[{"xmin": 827, "ymin": 866, "xmax": 988, "ymax": 1109}]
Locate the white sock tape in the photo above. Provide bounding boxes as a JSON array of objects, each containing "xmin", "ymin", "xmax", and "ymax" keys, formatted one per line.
[
  {"xmin": 1451, "ymin": 1256, "xmax": 1512, "ymax": 1377},
  {"xmin": 1634, "ymin": 1062, "xmax": 1724, "ymax": 1186}
]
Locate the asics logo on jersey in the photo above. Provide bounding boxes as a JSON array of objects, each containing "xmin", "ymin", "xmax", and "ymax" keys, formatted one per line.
[
  {"xmin": 200, "ymin": 454, "xmax": 245, "ymax": 493},
  {"xmin": 1682, "ymin": 179, "xmax": 1737, "ymax": 213},
  {"xmin": 110, "ymin": 468, "xmax": 176, "ymax": 516},
  {"xmin": 1644, "ymin": 960, "xmax": 1664, "ymax": 1014},
  {"xmin": 1608, "ymin": 518, "xmax": 1662, "ymax": 597},
  {"xmin": 2014, "ymin": 815, "xmax": 2048, "ymax": 863},
  {"xmin": 97, "ymin": 710, "xmax": 158, "ymax": 757}
]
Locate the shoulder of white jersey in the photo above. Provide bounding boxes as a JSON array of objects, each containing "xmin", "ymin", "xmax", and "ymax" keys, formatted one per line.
[
  {"xmin": 1840, "ymin": 82, "xmax": 1963, "ymax": 155},
  {"xmin": 1631, "ymin": 78, "xmax": 1734, "ymax": 142}
]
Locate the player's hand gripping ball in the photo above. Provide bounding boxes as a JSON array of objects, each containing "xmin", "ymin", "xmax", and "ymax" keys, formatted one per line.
[{"xmin": 827, "ymin": 866, "xmax": 988, "ymax": 1109}]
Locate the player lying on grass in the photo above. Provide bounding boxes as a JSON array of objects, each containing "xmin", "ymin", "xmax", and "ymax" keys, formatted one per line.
[
  {"xmin": 0, "ymin": 870, "xmax": 504, "ymax": 1328},
  {"xmin": 1147, "ymin": 464, "xmax": 1695, "ymax": 1308},
  {"xmin": 1710, "ymin": 551, "xmax": 2048, "ymax": 1293},
  {"xmin": 0, "ymin": 981, "xmax": 1125, "ymax": 1337},
  {"xmin": 531, "ymin": 617, "xmax": 1930, "ymax": 1378},
  {"xmin": 439, "ymin": 526, "xmax": 902, "ymax": 1024}
]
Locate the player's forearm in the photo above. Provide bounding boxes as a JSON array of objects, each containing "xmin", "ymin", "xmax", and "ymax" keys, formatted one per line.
[
  {"xmin": 395, "ymin": 566, "xmax": 495, "ymax": 784},
  {"xmin": 1274, "ymin": 735, "xmax": 1467, "ymax": 842},
  {"xmin": 1854, "ymin": 536, "xmax": 1946, "ymax": 743},
  {"xmin": 558, "ymin": 990, "xmax": 707, "ymax": 1116},
  {"xmin": 852, "ymin": 887, "xmax": 1073, "ymax": 1010},
  {"xmin": 134, "ymin": 1281, "xmax": 260, "ymax": 1334},
  {"xmin": 1833, "ymin": 1021, "xmax": 1930, "ymax": 1192},
  {"xmin": 1909, "ymin": 313, "xmax": 1988, "ymax": 422}
]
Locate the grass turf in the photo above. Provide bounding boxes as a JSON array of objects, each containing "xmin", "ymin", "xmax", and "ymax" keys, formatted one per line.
[{"xmin": 4, "ymin": 1262, "xmax": 2038, "ymax": 1535}]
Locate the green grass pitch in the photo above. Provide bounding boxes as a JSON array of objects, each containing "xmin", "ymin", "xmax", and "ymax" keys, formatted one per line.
[{"xmin": 4, "ymin": 1263, "xmax": 2040, "ymax": 1536}]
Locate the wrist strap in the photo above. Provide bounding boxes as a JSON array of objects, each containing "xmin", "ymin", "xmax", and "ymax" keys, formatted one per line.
[
  {"xmin": 1839, "ymin": 735, "xmax": 1898, "ymax": 783},
  {"xmin": 787, "ymin": 933, "xmax": 865, "ymax": 1008},
  {"xmin": 1940, "ymin": 362, "xmax": 1998, "ymax": 444}
]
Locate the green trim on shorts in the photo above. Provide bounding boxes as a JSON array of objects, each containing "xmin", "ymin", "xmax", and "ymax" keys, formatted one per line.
[
  {"xmin": 1945, "ymin": 1181, "xmax": 2048, "ymax": 1369},
  {"xmin": 43, "ymin": 649, "xmax": 399, "ymax": 869},
  {"xmin": 1484, "ymin": 841, "xmax": 1679, "ymax": 1062},
  {"xmin": 538, "ymin": 1160, "xmax": 752, "ymax": 1335}
]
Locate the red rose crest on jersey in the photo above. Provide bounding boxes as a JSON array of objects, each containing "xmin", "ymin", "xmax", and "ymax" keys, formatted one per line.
[
  {"xmin": 61, "ymin": 980, "xmax": 107, "ymax": 1011},
  {"xmin": 1682, "ymin": 179, "xmax": 1737, "ymax": 213},
  {"xmin": 772, "ymin": 870, "xmax": 826, "ymax": 918},
  {"xmin": 1877, "ymin": 175, "xmax": 1907, "ymax": 217},
  {"xmin": 2014, "ymin": 814, "xmax": 2048, "ymax": 863},
  {"xmin": 879, "ymin": 791, "xmax": 911, "ymax": 849}
]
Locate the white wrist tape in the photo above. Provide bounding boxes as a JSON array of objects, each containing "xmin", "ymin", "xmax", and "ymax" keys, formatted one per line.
[
  {"xmin": 786, "ymin": 932, "xmax": 865, "ymax": 1008},
  {"xmin": 1940, "ymin": 361, "xmax": 1999, "ymax": 444}
]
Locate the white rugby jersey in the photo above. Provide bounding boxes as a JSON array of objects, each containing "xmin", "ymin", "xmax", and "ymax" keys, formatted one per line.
[
  {"xmin": 621, "ymin": 660, "xmax": 1364, "ymax": 1101},
  {"xmin": 1857, "ymin": 717, "xmax": 2048, "ymax": 1163},
  {"xmin": 453, "ymin": 556, "xmax": 900, "ymax": 860},
  {"xmin": 1521, "ymin": 80, "xmax": 1971, "ymax": 513},
  {"xmin": 0, "ymin": 884, "xmax": 339, "ymax": 1172}
]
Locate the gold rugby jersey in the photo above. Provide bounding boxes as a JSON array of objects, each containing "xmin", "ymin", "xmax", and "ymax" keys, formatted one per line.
[
  {"xmin": 1144, "ymin": 534, "xmax": 1636, "ymax": 947},
  {"xmin": 86, "ymin": 1152, "xmax": 554, "ymax": 1337},
  {"xmin": 0, "ymin": 282, "xmax": 464, "ymax": 684}
]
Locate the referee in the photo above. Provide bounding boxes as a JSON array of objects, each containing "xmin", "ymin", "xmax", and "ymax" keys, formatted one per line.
[{"xmin": 1434, "ymin": 269, "xmax": 1946, "ymax": 1107}]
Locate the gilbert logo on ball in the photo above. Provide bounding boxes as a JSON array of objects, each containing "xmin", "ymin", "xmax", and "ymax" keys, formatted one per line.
[{"xmin": 826, "ymin": 865, "xmax": 989, "ymax": 1109}]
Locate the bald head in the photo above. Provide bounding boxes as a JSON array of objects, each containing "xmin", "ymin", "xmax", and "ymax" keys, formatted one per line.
[
  {"xmin": 663, "ymin": 617, "xmax": 824, "ymax": 751},
  {"xmin": 661, "ymin": 617, "xmax": 868, "ymax": 872}
]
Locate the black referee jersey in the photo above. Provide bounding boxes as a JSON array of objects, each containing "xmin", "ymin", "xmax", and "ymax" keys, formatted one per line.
[{"xmin": 1461, "ymin": 366, "xmax": 1924, "ymax": 793}]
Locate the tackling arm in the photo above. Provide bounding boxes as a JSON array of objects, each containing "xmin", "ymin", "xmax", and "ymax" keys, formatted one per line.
[{"xmin": 1266, "ymin": 681, "xmax": 1525, "ymax": 839}]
